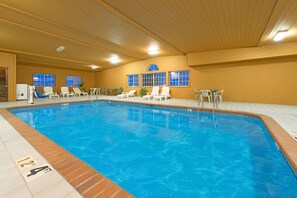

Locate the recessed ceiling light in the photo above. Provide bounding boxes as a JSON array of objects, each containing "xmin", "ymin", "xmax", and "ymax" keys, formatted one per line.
[
  {"xmin": 56, "ymin": 46, "xmax": 65, "ymax": 52},
  {"xmin": 91, "ymin": 65, "xmax": 101, "ymax": 69},
  {"xmin": 148, "ymin": 50, "xmax": 160, "ymax": 55},
  {"xmin": 109, "ymin": 55, "xmax": 120, "ymax": 64},
  {"xmin": 273, "ymin": 30, "xmax": 288, "ymax": 41},
  {"xmin": 148, "ymin": 45, "xmax": 160, "ymax": 55}
]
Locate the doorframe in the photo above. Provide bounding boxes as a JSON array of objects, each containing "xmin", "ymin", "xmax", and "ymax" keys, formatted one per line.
[{"xmin": 0, "ymin": 67, "xmax": 8, "ymax": 102}]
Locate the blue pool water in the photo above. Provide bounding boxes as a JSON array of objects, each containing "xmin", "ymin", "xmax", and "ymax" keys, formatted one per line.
[{"xmin": 10, "ymin": 101, "xmax": 297, "ymax": 197}]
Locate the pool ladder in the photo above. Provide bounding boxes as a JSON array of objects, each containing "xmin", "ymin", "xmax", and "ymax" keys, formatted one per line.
[
  {"xmin": 197, "ymin": 92, "xmax": 220, "ymax": 113},
  {"xmin": 89, "ymin": 88, "xmax": 99, "ymax": 102},
  {"xmin": 197, "ymin": 94, "xmax": 219, "ymax": 128}
]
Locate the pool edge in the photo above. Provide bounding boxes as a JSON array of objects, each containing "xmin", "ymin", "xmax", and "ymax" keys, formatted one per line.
[
  {"xmin": 1, "ymin": 99, "xmax": 297, "ymax": 196},
  {"xmin": 0, "ymin": 107, "xmax": 134, "ymax": 198}
]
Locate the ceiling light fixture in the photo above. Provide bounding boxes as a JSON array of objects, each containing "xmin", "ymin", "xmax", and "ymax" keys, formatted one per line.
[
  {"xmin": 56, "ymin": 46, "xmax": 65, "ymax": 52},
  {"xmin": 91, "ymin": 65, "xmax": 99, "ymax": 69},
  {"xmin": 109, "ymin": 55, "xmax": 120, "ymax": 64},
  {"xmin": 273, "ymin": 30, "xmax": 288, "ymax": 41},
  {"xmin": 148, "ymin": 46, "xmax": 160, "ymax": 55}
]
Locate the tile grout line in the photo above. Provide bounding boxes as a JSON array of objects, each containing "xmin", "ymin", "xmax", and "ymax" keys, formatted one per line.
[{"xmin": 0, "ymin": 127, "xmax": 34, "ymax": 197}]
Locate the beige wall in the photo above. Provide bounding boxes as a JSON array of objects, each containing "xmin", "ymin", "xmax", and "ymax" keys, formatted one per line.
[
  {"xmin": 95, "ymin": 55, "xmax": 189, "ymax": 96},
  {"xmin": 17, "ymin": 65, "xmax": 95, "ymax": 94},
  {"xmin": 0, "ymin": 52, "xmax": 16, "ymax": 101},
  {"xmin": 95, "ymin": 55, "xmax": 297, "ymax": 105},
  {"xmin": 3, "ymin": 42, "xmax": 297, "ymax": 105}
]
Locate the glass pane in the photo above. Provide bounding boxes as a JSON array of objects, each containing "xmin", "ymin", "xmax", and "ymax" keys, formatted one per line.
[
  {"xmin": 33, "ymin": 73, "xmax": 55, "ymax": 87},
  {"xmin": 66, "ymin": 76, "xmax": 81, "ymax": 87},
  {"xmin": 169, "ymin": 71, "xmax": 189, "ymax": 87},
  {"xmin": 148, "ymin": 64, "xmax": 159, "ymax": 72}
]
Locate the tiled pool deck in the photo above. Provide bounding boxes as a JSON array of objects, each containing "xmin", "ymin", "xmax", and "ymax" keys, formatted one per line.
[{"xmin": 0, "ymin": 95, "xmax": 297, "ymax": 197}]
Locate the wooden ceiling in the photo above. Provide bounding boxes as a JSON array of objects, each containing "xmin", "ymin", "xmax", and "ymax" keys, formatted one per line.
[{"xmin": 0, "ymin": 0, "xmax": 297, "ymax": 71}]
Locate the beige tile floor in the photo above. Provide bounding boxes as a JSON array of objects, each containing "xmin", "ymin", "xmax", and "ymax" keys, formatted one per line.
[{"xmin": 0, "ymin": 95, "xmax": 297, "ymax": 197}]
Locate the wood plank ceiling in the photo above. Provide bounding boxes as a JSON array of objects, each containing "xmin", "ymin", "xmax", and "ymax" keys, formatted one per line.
[{"xmin": 0, "ymin": 0, "xmax": 296, "ymax": 70}]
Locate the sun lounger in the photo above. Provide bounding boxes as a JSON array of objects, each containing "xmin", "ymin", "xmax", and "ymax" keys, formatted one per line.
[
  {"xmin": 143, "ymin": 87, "xmax": 159, "ymax": 100},
  {"xmin": 117, "ymin": 90, "xmax": 136, "ymax": 99},
  {"xmin": 60, "ymin": 87, "xmax": 75, "ymax": 97},
  {"xmin": 44, "ymin": 87, "xmax": 59, "ymax": 99},
  {"xmin": 154, "ymin": 86, "xmax": 171, "ymax": 101}
]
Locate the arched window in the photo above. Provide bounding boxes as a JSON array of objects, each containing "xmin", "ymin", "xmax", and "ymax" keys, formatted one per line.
[{"xmin": 147, "ymin": 64, "xmax": 159, "ymax": 71}]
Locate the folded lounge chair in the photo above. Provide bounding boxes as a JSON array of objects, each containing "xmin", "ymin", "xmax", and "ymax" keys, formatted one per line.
[
  {"xmin": 117, "ymin": 90, "xmax": 136, "ymax": 99},
  {"xmin": 60, "ymin": 87, "xmax": 75, "ymax": 97},
  {"xmin": 44, "ymin": 87, "xmax": 59, "ymax": 99},
  {"xmin": 73, "ymin": 87, "xmax": 88, "ymax": 96},
  {"xmin": 154, "ymin": 86, "xmax": 171, "ymax": 101},
  {"xmin": 143, "ymin": 86, "xmax": 159, "ymax": 100},
  {"xmin": 33, "ymin": 87, "xmax": 48, "ymax": 98}
]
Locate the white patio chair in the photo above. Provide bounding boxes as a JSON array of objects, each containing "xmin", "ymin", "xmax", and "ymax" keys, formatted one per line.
[
  {"xmin": 214, "ymin": 90, "xmax": 224, "ymax": 103},
  {"xmin": 199, "ymin": 89, "xmax": 212, "ymax": 104},
  {"xmin": 143, "ymin": 87, "xmax": 159, "ymax": 100},
  {"xmin": 43, "ymin": 87, "xmax": 59, "ymax": 99}
]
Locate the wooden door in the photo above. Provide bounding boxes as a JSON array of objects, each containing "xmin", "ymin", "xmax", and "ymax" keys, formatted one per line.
[{"xmin": 0, "ymin": 68, "xmax": 8, "ymax": 102}]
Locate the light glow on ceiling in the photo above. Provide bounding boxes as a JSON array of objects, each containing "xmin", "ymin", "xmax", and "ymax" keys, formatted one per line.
[
  {"xmin": 91, "ymin": 65, "xmax": 99, "ymax": 69},
  {"xmin": 56, "ymin": 46, "xmax": 65, "ymax": 52},
  {"xmin": 273, "ymin": 30, "xmax": 288, "ymax": 41},
  {"xmin": 109, "ymin": 55, "xmax": 120, "ymax": 64},
  {"xmin": 148, "ymin": 45, "xmax": 160, "ymax": 55}
]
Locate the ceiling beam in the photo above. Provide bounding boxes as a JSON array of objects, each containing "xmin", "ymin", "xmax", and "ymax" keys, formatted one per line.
[
  {"xmin": 187, "ymin": 41, "xmax": 297, "ymax": 66},
  {"xmin": 256, "ymin": 0, "xmax": 279, "ymax": 46},
  {"xmin": 17, "ymin": 60, "xmax": 95, "ymax": 71},
  {"xmin": 0, "ymin": 47, "xmax": 92, "ymax": 65}
]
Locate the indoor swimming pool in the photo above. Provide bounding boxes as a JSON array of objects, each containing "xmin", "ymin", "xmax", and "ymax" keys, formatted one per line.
[{"xmin": 10, "ymin": 101, "xmax": 297, "ymax": 197}]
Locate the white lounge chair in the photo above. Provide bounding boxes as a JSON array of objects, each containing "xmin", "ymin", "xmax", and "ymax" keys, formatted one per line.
[
  {"xmin": 43, "ymin": 87, "xmax": 59, "ymax": 99},
  {"xmin": 60, "ymin": 87, "xmax": 75, "ymax": 97},
  {"xmin": 143, "ymin": 87, "xmax": 159, "ymax": 100},
  {"xmin": 154, "ymin": 87, "xmax": 171, "ymax": 101},
  {"xmin": 117, "ymin": 90, "xmax": 136, "ymax": 99},
  {"xmin": 73, "ymin": 87, "xmax": 88, "ymax": 96},
  {"xmin": 33, "ymin": 86, "xmax": 48, "ymax": 98}
]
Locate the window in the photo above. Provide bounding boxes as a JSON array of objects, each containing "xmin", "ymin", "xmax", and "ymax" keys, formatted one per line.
[
  {"xmin": 169, "ymin": 70, "xmax": 189, "ymax": 86},
  {"xmin": 147, "ymin": 64, "xmax": 159, "ymax": 71},
  {"xmin": 33, "ymin": 73, "xmax": 55, "ymax": 87},
  {"xmin": 66, "ymin": 76, "xmax": 81, "ymax": 87},
  {"xmin": 142, "ymin": 72, "xmax": 166, "ymax": 86},
  {"xmin": 127, "ymin": 74, "xmax": 139, "ymax": 87}
]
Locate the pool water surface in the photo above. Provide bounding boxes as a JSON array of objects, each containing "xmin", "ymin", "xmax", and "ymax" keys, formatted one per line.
[{"xmin": 10, "ymin": 101, "xmax": 297, "ymax": 197}]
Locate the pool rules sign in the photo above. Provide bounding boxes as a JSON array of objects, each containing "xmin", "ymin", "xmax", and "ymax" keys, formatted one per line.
[{"xmin": 15, "ymin": 155, "xmax": 54, "ymax": 183}]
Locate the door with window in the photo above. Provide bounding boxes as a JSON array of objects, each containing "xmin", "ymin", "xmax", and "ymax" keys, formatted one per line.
[{"xmin": 0, "ymin": 68, "xmax": 8, "ymax": 102}]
